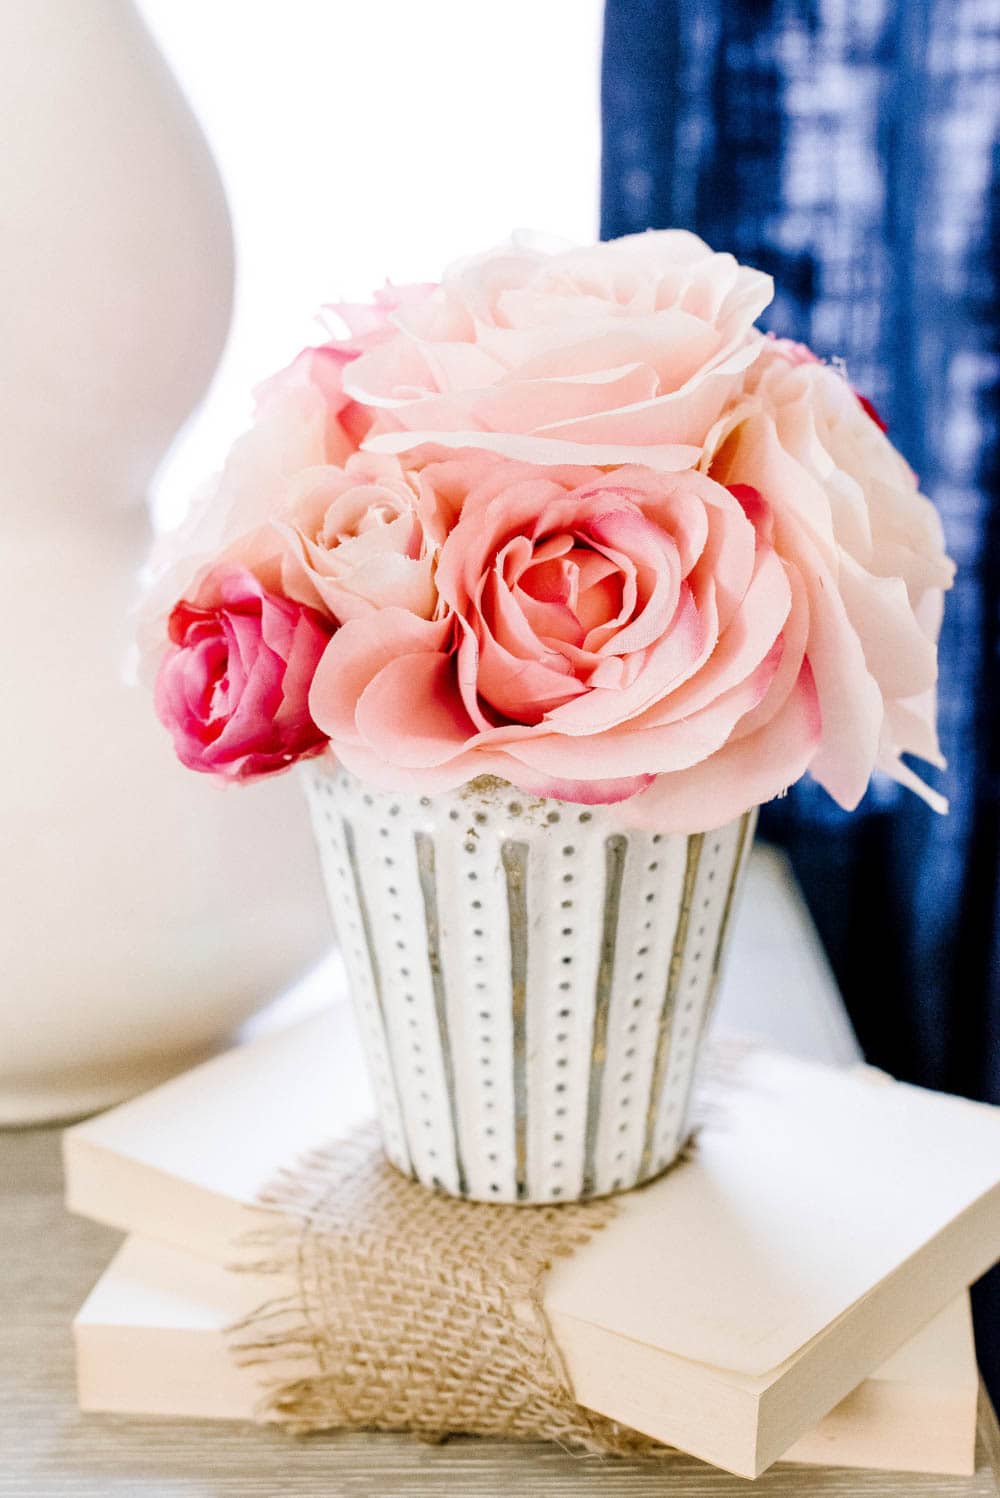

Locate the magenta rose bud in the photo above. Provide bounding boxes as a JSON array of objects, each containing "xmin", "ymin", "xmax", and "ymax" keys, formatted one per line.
[{"xmin": 155, "ymin": 568, "xmax": 334, "ymax": 782}]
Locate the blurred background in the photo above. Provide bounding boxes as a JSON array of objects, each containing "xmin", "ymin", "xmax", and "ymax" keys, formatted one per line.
[
  {"xmin": 3, "ymin": 0, "xmax": 996, "ymax": 1397},
  {"xmin": 137, "ymin": 0, "xmax": 604, "ymax": 528}
]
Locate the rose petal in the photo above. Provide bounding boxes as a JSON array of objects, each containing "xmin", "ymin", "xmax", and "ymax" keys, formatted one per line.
[
  {"xmin": 355, "ymin": 652, "xmax": 477, "ymax": 768},
  {"xmin": 621, "ymin": 661, "xmax": 821, "ymax": 832},
  {"xmin": 364, "ymin": 426, "xmax": 705, "ymax": 471},
  {"xmin": 309, "ymin": 609, "xmax": 451, "ymax": 744}
]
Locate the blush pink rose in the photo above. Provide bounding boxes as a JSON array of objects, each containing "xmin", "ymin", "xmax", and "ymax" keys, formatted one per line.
[
  {"xmin": 155, "ymin": 568, "xmax": 334, "ymax": 782},
  {"xmin": 274, "ymin": 453, "xmax": 441, "ymax": 623},
  {"xmin": 308, "ymin": 454, "xmax": 821, "ymax": 830},
  {"xmin": 705, "ymin": 340, "xmax": 955, "ymax": 812},
  {"xmin": 346, "ymin": 231, "xmax": 773, "ymax": 470}
]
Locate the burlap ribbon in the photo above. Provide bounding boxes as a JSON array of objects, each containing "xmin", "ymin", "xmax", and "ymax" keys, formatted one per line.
[{"xmin": 229, "ymin": 1122, "xmax": 670, "ymax": 1455}]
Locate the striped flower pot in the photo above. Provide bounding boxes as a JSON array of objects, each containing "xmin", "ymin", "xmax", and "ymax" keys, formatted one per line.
[{"xmin": 303, "ymin": 759, "xmax": 755, "ymax": 1203}]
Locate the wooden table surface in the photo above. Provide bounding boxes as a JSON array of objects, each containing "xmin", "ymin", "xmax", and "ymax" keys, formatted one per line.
[{"xmin": 3, "ymin": 1126, "xmax": 1000, "ymax": 1498}]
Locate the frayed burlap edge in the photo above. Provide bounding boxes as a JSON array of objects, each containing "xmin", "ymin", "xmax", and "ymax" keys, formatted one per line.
[
  {"xmin": 225, "ymin": 1040, "xmax": 749, "ymax": 1453},
  {"xmin": 227, "ymin": 1122, "xmax": 681, "ymax": 1456}
]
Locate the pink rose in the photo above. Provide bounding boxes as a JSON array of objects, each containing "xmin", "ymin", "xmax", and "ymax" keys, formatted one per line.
[
  {"xmin": 275, "ymin": 453, "xmax": 441, "ymax": 623},
  {"xmin": 155, "ymin": 568, "xmax": 334, "ymax": 782},
  {"xmin": 706, "ymin": 341, "xmax": 955, "ymax": 812},
  {"xmin": 308, "ymin": 454, "xmax": 821, "ymax": 829},
  {"xmin": 139, "ymin": 284, "xmax": 435, "ymax": 683},
  {"xmin": 346, "ymin": 231, "xmax": 773, "ymax": 470},
  {"xmin": 261, "ymin": 283, "xmax": 437, "ymax": 464}
]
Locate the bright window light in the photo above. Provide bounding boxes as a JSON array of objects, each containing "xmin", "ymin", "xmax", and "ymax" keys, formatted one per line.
[{"xmin": 136, "ymin": 0, "xmax": 603, "ymax": 527}]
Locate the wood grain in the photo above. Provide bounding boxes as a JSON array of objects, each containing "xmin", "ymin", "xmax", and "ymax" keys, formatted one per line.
[{"xmin": 2, "ymin": 1128, "xmax": 998, "ymax": 1497}]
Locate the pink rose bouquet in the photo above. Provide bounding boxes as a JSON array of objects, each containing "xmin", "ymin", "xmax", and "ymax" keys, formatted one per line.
[{"xmin": 148, "ymin": 230, "xmax": 954, "ymax": 832}]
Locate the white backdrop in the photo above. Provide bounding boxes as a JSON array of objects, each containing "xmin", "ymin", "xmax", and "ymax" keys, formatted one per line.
[{"xmin": 136, "ymin": 0, "xmax": 604, "ymax": 526}]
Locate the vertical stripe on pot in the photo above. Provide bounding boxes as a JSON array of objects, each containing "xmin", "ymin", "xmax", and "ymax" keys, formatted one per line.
[
  {"xmin": 643, "ymin": 810, "xmax": 757, "ymax": 1175},
  {"xmin": 638, "ymin": 832, "xmax": 704, "ymax": 1182},
  {"xmin": 580, "ymin": 834, "xmax": 628, "ymax": 1198},
  {"xmin": 500, "ymin": 840, "xmax": 530, "ymax": 1200},
  {"xmin": 413, "ymin": 832, "xmax": 467, "ymax": 1197},
  {"xmin": 300, "ymin": 773, "xmax": 410, "ymax": 1176},
  {"xmin": 303, "ymin": 761, "xmax": 756, "ymax": 1204}
]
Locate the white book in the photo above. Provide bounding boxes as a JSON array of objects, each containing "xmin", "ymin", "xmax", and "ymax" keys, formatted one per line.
[
  {"xmin": 65, "ymin": 1005, "xmax": 1000, "ymax": 1477},
  {"xmin": 73, "ymin": 1234, "xmax": 979, "ymax": 1477}
]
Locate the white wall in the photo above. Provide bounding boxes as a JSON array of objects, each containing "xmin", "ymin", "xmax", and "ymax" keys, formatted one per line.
[{"xmin": 136, "ymin": 0, "xmax": 604, "ymax": 526}]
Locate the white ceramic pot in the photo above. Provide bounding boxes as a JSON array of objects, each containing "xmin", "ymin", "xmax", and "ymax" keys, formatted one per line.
[{"xmin": 303, "ymin": 759, "xmax": 756, "ymax": 1203}]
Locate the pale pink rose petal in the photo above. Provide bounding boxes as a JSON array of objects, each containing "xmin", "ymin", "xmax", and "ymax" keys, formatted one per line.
[
  {"xmin": 837, "ymin": 553, "xmax": 938, "ymax": 699},
  {"xmin": 514, "ymin": 568, "xmax": 589, "ymax": 647},
  {"xmin": 876, "ymin": 697, "xmax": 949, "ymax": 813},
  {"xmin": 491, "ymin": 312, "xmax": 722, "ymax": 386},
  {"xmin": 434, "ymin": 470, "xmax": 567, "ymax": 605},
  {"xmin": 504, "ymin": 647, "xmax": 780, "ymax": 781},
  {"xmin": 727, "ymin": 558, "xmax": 811, "ymax": 741},
  {"xmin": 880, "ymin": 697, "xmax": 945, "ymax": 771},
  {"xmin": 773, "ymin": 385, "xmax": 873, "ymax": 558},
  {"xmin": 547, "ymin": 585, "xmax": 712, "ymax": 735},
  {"xmin": 502, "ymin": 767, "xmax": 657, "ymax": 805},
  {"xmin": 364, "ymin": 426, "xmax": 704, "ymax": 470},
  {"xmin": 479, "ymin": 539, "xmax": 580, "ymax": 652},
  {"xmin": 348, "ymin": 230, "xmax": 774, "ymax": 470},
  {"xmin": 535, "ymin": 339, "xmax": 761, "ymax": 446},
  {"xmin": 622, "ymin": 662, "xmax": 821, "ymax": 833},
  {"xmin": 320, "ymin": 282, "xmax": 437, "ymax": 344},
  {"xmin": 354, "ymin": 652, "xmax": 477, "ymax": 769},
  {"xmin": 475, "ymin": 612, "xmax": 588, "ymax": 724},
  {"xmin": 711, "ymin": 412, "xmax": 884, "ymax": 805},
  {"xmin": 309, "ymin": 609, "xmax": 451, "ymax": 746},
  {"xmin": 634, "ymin": 546, "xmax": 792, "ymax": 729},
  {"xmin": 453, "ymin": 620, "xmax": 494, "ymax": 733},
  {"xmin": 583, "ymin": 509, "xmax": 682, "ymax": 655},
  {"xmin": 508, "ymin": 325, "xmax": 711, "ymax": 383},
  {"xmin": 789, "ymin": 527, "xmax": 883, "ymax": 809},
  {"xmin": 255, "ymin": 281, "xmax": 439, "ymax": 462},
  {"xmin": 717, "ymin": 339, "xmax": 955, "ymax": 811},
  {"xmin": 685, "ymin": 493, "xmax": 758, "ymax": 632},
  {"xmin": 331, "ymin": 735, "xmax": 654, "ymax": 807},
  {"xmin": 625, "ymin": 477, "xmax": 711, "ymax": 580},
  {"xmin": 469, "ymin": 363, "xmax": 662, "ymax": 433},
  {"xmin": 713, "ymin": 405, "xmax": 838, "ymax": 556},
  {"xmin": 276, "ymin": 608, "xmax": 337, "ymax": 724},
  {"xmin": 343, "ymin": 336, "xmax": 505, "ymax": 410},
  {"xmin": 764, "ymin": 332, "xmax": 821, "ymax": 367},
  {"xmin": 275, "ymin": 456, "xmax": 438, "ymax": 623},
  {"xmin": 876, "ymin": 752, "xmax": 948, "ymax": 815}
]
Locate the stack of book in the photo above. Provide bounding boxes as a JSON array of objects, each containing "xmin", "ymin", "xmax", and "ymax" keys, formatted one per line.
[{"xmin": 65, "ymin": 851, "xmax": 1000, "ymax": 1481}]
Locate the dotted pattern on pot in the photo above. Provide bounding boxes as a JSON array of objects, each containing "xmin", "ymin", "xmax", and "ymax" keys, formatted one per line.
[{"xmin": 303, "ymin": 760, "xmax": 756, "ymax": 1204}]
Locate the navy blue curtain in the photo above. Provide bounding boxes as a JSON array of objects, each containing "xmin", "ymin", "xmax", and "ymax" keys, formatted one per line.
[{"xmin": 601, "ymin": 0, "xmax": 1000, "ymax": 1393}]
